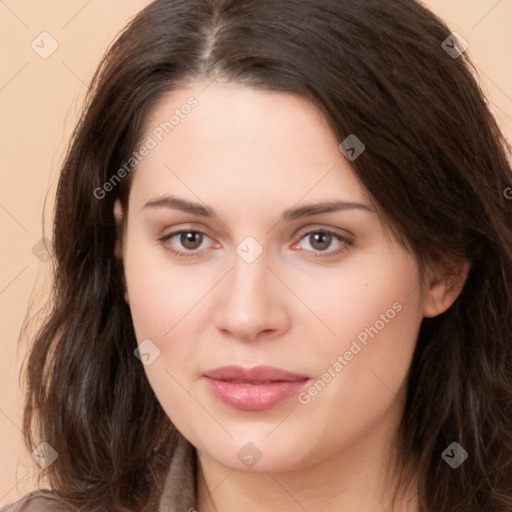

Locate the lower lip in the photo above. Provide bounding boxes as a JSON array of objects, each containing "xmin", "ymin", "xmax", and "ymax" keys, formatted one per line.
[{"xmin": 203, "ymin": 377, "xmax": 309, "ymax": 410}]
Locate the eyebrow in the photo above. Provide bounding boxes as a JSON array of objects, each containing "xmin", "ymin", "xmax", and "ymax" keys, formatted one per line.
[{"xmin": 142, "ymin": 195, "xmax": 374, "ymax": 221}]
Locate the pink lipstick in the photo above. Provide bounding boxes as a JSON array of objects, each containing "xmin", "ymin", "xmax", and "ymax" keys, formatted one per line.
[{"xmin": 203, "ymin": 365, "xmax": 310, "ymax": 410}]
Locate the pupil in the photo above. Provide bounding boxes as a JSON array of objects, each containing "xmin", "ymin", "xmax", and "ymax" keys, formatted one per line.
[
  {"xmin": 311, "ymin": 232, "xmax": 331, "ymax": 251},
  {"xmin": 182, "ymin": 232, "xmax": 202, "ymax": 249}
]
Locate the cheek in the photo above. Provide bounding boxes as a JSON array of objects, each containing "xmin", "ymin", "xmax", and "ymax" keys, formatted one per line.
[
  {"xmin": 124, "ymin": 264, "xmax": 170, "ymax": 342},
  {"xmin": 123, "ymin": 243, "xmax": 199, "ymax": 424},
  {"xmin": 123, "ymin": 236, "xmax": 198, "ymax": 341},
  {"xmin": 296, "ymin": 250, "xmax": 421, "ymax": 351},
  {"xmin": 298, "ymin": 249, "xmax": 422, "ymax": 406}
]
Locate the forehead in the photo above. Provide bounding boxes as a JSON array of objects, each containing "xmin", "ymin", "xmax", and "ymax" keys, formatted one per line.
[{"xmin": 129, "ymin": 81, "xmax": 370, "ymax": 210}]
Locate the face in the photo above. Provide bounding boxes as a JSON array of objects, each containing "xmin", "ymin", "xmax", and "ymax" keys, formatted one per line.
[{"xmin": 116, "ymin": 81, "xmax": 433, "ymax": 474}]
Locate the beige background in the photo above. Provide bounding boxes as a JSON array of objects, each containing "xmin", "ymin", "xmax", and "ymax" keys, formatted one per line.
[{"xmin": 0, "ymin": 0, "xmax": 511, "ymax": 504}]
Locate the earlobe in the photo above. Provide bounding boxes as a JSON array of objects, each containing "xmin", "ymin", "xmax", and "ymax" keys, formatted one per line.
[
  {"xmin": 423, "ymin": 259, "xmax": 471, "ymax": 318},
  {"xmin": 113, "ymin": 199, "xmax": 124, "ymax": 260},
  {"xmin": 113, "ymin": 198, "xmax": 123, "ymax": 226}
]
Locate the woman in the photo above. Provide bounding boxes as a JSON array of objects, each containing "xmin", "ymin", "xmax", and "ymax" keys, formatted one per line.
[{"xmin": 3, "ymin": 0, "xmax": 512, "ymax": 510}]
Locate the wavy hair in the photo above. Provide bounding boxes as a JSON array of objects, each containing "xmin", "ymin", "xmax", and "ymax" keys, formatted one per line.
[{"xmin": 21, "ymin": 0, "xmax": 512, "ymax": 510}]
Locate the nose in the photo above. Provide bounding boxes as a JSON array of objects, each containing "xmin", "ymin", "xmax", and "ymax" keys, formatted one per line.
[{"xmin": 213, "ymin": 250, "xmax": 290, "ymax": 342}]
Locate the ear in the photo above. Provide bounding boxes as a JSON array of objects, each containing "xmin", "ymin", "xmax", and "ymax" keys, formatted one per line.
[
  {"xmin": 113, "ymin": 199, "xmax": 125, "ymax": 258},
  {"xmin": 113, "ymin": 199, "xmax": 129, "ymax": 304},
  {"xmin": 422, "ymin": 258, "xmax": 471, "ymax": 318}
]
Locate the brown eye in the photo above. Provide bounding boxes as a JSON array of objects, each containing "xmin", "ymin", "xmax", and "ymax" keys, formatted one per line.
[
  {"xmin": 159, "ymin": 229, "xmax": 215, "ymax": 259},
  {"xmin": 308, "ymin": 232, "xmax": 333, "ymax": 251},
  {"xmin": 180, "ymin": 231, "xmax": 204, "ymax": 250},
  {"xmin": 291, "ymin": 228, "xmax": 352, "ymax": 258}
]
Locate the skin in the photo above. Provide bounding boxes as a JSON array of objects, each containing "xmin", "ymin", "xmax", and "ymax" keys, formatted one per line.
[{"xmin": 114, "ymin": 81, "xmax": 469, "ymax": 511}]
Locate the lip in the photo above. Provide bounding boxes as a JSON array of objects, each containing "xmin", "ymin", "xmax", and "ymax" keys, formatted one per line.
[
  {"xmin": 203, "ymin": 365, "xmax": 311, "ymax": 410},
  {"xmin": 203, "ymin": 365, "xmax": 309, "ymax": 382}
]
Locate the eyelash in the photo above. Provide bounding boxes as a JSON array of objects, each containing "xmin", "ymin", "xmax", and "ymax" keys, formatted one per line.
[{"xmin": 158, "ymin": 227, "xmax": 353, "ymax": 260}]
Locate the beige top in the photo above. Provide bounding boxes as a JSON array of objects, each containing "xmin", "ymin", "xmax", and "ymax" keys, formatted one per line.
[{"xmin": 0, "ymin": 434, "xmax": 197, "ymax": 512}]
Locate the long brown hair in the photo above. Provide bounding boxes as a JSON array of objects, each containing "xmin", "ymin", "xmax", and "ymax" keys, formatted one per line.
[{"xmin": 22, "ymin": 0, "xmax": 512, "ymax": 510}]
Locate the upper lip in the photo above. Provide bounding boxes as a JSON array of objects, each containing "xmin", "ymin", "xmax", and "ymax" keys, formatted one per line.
[{"xmin": 203, "ymin": 365, "xmax": 310, "ymax": 382}]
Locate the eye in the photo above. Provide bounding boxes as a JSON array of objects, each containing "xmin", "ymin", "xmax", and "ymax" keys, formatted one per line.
[
  {"xmin": 291, "ymin": 228, "xmax": 352, "ymax": 257},
  {"xmin": 159, "ymin": 229, "xmax": 216, "ymax": 258},
  {"xmin": 158, "ymin": 227, "xmax": 352, "ymax": 259}
]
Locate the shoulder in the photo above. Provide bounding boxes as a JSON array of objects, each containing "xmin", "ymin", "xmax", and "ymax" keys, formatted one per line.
[{"xmin": 0, "ymin": 491, "xmax": 76, "ymax": 512}]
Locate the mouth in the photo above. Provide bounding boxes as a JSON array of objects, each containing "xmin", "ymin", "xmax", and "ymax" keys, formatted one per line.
[
  {"xmin": 202, "ymin": 365, "xmax": 311, "ymax": 410},
  {"xmin": 217, "ymin": 379, "xmax": 278, "ymax": 385},
  {"xmin": 203, "ymin": 364, "xmax": 310, "ymax": 382}
]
